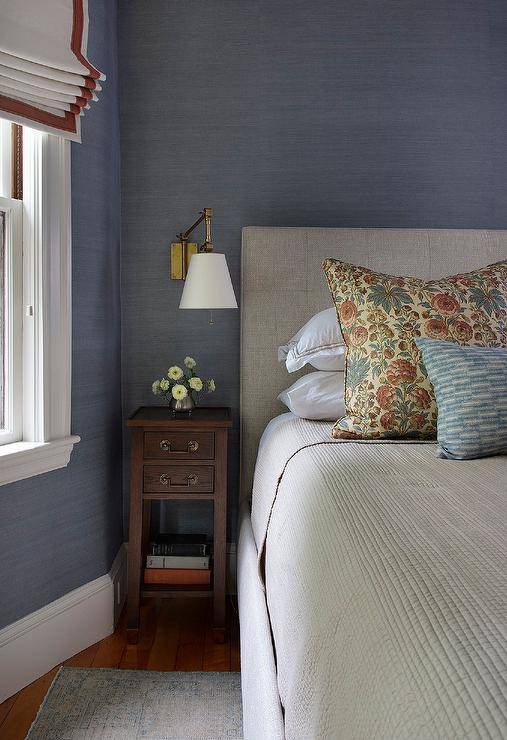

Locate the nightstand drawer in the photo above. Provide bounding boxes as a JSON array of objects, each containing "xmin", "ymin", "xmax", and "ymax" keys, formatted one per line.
[
  {"xmin": 144, "ymin": 431, "xmax": 214, "ymax": 460},
  {"xmin": 144, "ymin": 465, "xmax": 214, "ymax": 493}
]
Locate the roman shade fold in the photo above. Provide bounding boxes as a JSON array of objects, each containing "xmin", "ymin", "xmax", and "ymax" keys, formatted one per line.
[{"xmin": 0, "ymin": 0, "xmax": 105, "ymax": 141}]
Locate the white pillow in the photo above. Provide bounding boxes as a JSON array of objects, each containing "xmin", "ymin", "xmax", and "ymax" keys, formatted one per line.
[
  {"xmin": 278, "ymin": 308, "xmax": 345, "ymax": 372},
  {"xmin": 277, "ymin": 371, "xmax": 345, "ymax": 420}
]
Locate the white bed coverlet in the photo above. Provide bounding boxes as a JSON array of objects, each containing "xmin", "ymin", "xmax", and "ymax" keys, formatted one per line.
[{"xmin": 251, "ymin": 413, "xmax": 507, "ymax": 739}]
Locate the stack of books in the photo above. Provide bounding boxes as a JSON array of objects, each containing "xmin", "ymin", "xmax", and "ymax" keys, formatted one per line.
[{"xmin": 144, "ymin": 534, "xmax": 211, "ymax": 586}]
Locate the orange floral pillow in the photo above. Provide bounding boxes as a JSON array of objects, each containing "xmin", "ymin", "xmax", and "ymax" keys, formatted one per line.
[{"xmin": 322, "ymin": 259, "xmax": 507, "ymax": 439}]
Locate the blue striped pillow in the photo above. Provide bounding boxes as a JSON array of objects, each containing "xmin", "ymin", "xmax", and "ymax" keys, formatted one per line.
[{"xmin": 415, "ymin": 339, "xmax": 507, "ymax": 459}]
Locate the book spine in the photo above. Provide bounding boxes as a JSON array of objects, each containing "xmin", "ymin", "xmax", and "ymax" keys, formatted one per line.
[
  {"xmin": 164, "ymin": 556, "xmax": 210, "ymax": 569},
  {"xmin": 146, "ymin": 555, "xmax": 166, "ymax": 568},
  {"xmin": 146, "ymin": 556, "xmax": 210, "ymax": 569},
  {"xmin": 149, "ymin": 543, "xmax": 209, "ymax": 557},
  {"xmin": 144, "ymin": 568, "xmax": 211, "ymax": 585}
]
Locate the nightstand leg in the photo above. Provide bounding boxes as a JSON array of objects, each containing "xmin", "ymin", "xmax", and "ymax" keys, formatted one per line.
[
  {"xmin": 213, "ymin": 429, "xmax": 227, "ymax": 642},
  {"xmin": 142, "ymin": 500, "xmax": 151, "ymax": 561},
  {"xmin": 127, "ymin": 428, "xmax": 143, "ymax": 644}
]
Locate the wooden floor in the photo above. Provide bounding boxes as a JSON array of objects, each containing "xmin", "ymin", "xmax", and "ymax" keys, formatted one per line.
[{"xmin": 0, "ymin": 596, "xmax": 240, "ymax": 740}]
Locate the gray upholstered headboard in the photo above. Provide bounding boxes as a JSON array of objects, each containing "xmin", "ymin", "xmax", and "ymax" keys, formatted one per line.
[{"xmin": 240, "ymin": 227, "xmax": 507, "ymax": 502}]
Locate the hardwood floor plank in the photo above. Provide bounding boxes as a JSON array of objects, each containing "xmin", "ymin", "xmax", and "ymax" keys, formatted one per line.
[
  {"xmin": 64, "ymin": 641, "xmax": 100, "ymax": 668},
  {"xmin": 0, "ymin": 667, "xmax": 59, "ymax": 740},
  {"xmin": 175, "ymin": 598, "xmax": 208, "ymax": 671},
  {"xmin": 120, "ymin": 598, "xmax": 160, "ymax": 670},
  {"xmin": 0, "ymin": 694, "xmax": 18, "ymax": 727},
  {"xmin": 146, "ymin": 599, "xmax": 182, "ymax": 671},
  {"xmin": 203, "ymin": 600, "xmax": 230, "ymax": 671},
  {"xmin": 92, "ymin": 611, "xmax": 127, "ymax": 668}
]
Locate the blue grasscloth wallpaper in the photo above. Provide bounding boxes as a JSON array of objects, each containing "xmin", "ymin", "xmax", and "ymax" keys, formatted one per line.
[
  {"xmin": 0, "ymin": 0, "xmax": 122, "ymax": 629},
  {"xmin": 119, "ymin": 0, "xmax": 507, "ymax": 540}
]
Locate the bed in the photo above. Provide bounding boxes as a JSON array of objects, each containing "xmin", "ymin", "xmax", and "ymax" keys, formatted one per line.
[{"xmin": 237, "ymin": 228, "xmax": 507, "ymax": 740}]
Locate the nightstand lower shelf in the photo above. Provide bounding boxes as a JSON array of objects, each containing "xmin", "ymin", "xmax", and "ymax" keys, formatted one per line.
[{"xmin": 142, "ymin": 493, "xmax": 215, "ymax": 500}]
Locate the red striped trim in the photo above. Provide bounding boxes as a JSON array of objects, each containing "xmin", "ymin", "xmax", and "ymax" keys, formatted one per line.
[
  {"xmin": 79, "ymin": 87, "xmax": 93, "ymax": 100},
  {"xmin": 0, "ymin": 93, "xmax": 77, "ymax": 133},
  {"xmin": 71, "ymin": 0, "xmax": 102, "ymax": 80}
]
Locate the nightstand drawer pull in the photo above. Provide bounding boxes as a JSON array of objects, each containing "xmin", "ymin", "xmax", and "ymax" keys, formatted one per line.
[
  {"xmin": 145, "ymin": 432, "xmax": 214, "ymax": 459},
  {"xmin": 159, "ymin": 472, "xmax": 199, "ymax": 486},
  {"xmin": 159, "ymin": 439, "xmax": 199, "ymax": 453},
  {"xmin": 144, "ymin": 464, "xmax": 213, "ymax": 493}
]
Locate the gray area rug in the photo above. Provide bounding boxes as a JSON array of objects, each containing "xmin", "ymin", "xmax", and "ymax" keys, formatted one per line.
[{"xmin": 26, "ymin": 667, "xmax": 243, "ymax": 739}]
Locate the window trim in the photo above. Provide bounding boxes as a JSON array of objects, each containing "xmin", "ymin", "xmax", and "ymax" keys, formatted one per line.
[
  {"xmin": 0, "ymin": 128, "xmax": 79, "ymax": 486},
  {"xmin": 0, "ymin": 196, "xmax": 23, "ymax": 445}
]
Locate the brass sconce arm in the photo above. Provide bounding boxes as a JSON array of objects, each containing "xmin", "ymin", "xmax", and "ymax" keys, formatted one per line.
[
  {"xmin": 171, "ymin": 208, "xmax": 214, "ymax": 280},
  {"xmin": 178, "ymin": 207, "xmax": 213, "ymax": 253}
]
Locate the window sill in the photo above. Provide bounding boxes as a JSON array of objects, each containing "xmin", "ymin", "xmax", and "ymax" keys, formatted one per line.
[{"xmin": 0, "ymin": 435, "xmax": 80, "ymax": 486}]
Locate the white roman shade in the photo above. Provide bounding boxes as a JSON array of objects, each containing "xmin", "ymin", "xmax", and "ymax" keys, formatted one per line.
[{"xmin": 0, "ymin": 0, "xmax": 104, "ymax": 142}]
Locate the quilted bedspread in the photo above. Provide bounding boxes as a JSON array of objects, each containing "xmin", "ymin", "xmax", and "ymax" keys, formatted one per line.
[{"xmin": 251, "ymin": 414, "xmax": 507, "ymax": 739}]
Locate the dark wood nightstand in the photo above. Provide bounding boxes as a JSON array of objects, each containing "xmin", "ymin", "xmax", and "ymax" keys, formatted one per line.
[{"xmin": 126, "ymin": 406, "xmax": 232, "ymax": 644}]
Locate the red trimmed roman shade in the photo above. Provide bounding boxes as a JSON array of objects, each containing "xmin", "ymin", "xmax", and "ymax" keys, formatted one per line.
[{"xmin": 0, "ymin": 0, "xmax": 104, "ymax": 142}]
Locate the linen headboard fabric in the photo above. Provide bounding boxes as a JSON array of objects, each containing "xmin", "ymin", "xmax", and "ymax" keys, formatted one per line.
[{"xmin": 240, "ymin": 227, "xmax": 507, "ymax": 502}]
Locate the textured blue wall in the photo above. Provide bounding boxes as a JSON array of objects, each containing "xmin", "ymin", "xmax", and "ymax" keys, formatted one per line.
[
  {"xmin": 0, "ymin": 0, "xmax": 122, "ymax": 629},
  {"xmin": 119, "ymin": 0, "xmax": 507, "ymax": 540}
]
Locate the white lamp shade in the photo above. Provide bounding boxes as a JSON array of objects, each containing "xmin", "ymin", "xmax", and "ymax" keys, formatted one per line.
[{"xmin": 179, "ymin": 252, "xmax": 238, "ymax": 309}]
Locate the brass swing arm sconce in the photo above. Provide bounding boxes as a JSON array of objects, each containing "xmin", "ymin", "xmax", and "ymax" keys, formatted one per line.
[{"xmin": 170, "ymin": 207, "xmax": 214, "ymax": 280}]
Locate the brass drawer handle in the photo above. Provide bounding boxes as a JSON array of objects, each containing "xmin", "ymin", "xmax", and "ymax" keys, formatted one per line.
[
  {"xmin": 159, "ymin": 439, "xmax": 199, "ymax": 453},
  {"xmin": 159, "ymin": 472, "xmax": 199, "ymax": 487}
]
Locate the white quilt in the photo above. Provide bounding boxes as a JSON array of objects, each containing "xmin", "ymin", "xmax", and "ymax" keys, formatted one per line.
[{"xmin": 251, "ymin": 413, "xmax": 507, "ymax": 739}]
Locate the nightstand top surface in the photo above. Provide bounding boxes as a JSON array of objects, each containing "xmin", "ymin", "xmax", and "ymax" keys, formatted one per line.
[{"xmin": 127, "ymin": 406, "xmax": 232, "ymax": 428}]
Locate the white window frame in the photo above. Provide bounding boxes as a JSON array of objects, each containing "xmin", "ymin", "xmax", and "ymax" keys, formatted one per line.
[
  {"xmin": 0, "ymin": 196, "xmax": 23, "ymax": 445},
  {"xmin": 0, "ymin": 127, "xmax": 80, "ymax": 486}
]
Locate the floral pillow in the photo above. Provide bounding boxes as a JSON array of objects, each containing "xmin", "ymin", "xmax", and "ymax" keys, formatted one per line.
[{"xmin": 322, "ymin": 259, "xmax": 507, "ymax": 439}]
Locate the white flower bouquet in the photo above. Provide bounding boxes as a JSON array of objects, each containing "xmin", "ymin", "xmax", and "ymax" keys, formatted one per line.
[{"xmin": 152, "ymin": 356, "xmax": 215, "ymax": 411}]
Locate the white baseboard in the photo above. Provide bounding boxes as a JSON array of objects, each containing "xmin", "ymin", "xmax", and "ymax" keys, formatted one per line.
[{"xmin": 0, "ymin": 542, "xmax": 128, "ymax": 704}]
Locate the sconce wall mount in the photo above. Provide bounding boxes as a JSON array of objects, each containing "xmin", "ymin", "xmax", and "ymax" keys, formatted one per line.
[{"xmin": 170, "ymin": 207, "xmax": 214, "ymax": 280}]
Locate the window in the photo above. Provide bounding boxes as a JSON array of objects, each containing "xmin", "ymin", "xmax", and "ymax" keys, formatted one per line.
[{"xmin": 0, "ymin": 121, "xmax": 79, "ymax": 485}]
